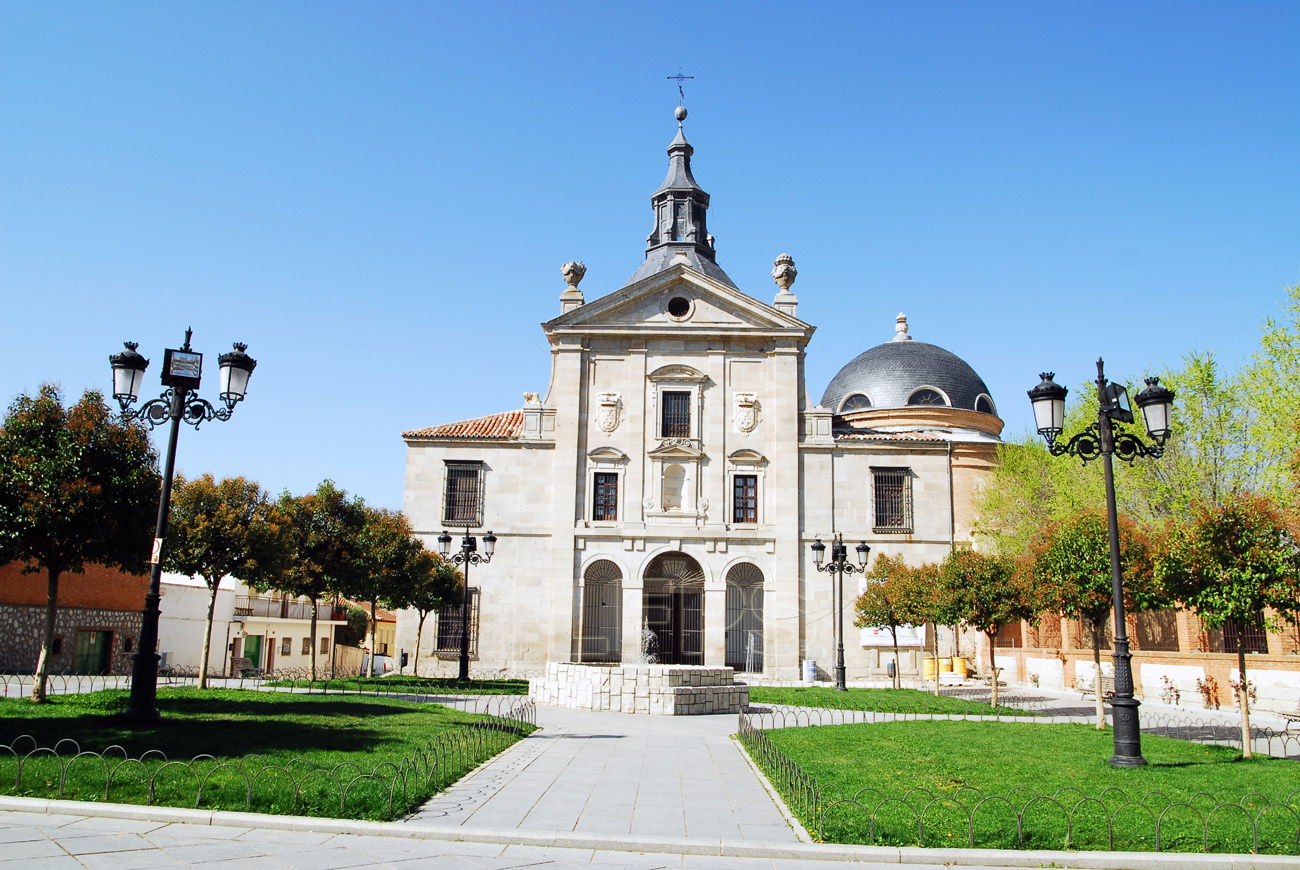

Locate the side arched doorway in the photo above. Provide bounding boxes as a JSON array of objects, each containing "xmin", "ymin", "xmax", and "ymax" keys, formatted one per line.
[
  {"xmin": 725, "ymin": 563, "xmax": 764, "ymax": 672},
  {"xmin": 642, "ymin": 552, "xmax": 704, "ymax": 665},
  {"xmin": 580, "ymin": 560, "xmax": 623, "ymax": 663}
]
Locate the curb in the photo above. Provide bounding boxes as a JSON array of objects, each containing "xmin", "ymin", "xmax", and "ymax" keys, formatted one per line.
[{"xmin": 2, "ymin": 795, "xmax": 1296, "ymax": 869}]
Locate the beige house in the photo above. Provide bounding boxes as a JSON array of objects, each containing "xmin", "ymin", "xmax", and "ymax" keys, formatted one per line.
[{"xmin": 398, "ymin": 109, "xmax": 1002, "ymax": 681}]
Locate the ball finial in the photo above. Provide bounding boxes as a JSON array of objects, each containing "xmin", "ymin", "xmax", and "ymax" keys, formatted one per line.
[{"xmin": 674, "ymin": 105, "xmax": 688, "ymax": 122}]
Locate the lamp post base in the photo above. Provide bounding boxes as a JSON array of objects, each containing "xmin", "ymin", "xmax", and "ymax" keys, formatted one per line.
[{"xmin": 1108, "ymin": 694, "xmax": 1147, "ymax": 767}]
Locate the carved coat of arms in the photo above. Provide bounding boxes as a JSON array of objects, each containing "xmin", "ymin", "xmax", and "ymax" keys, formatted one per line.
[
  {"xmin": 596, "ymin": 392, "xmax": 622, "ymax": 433},
  {"xmin": 735, "ymin": 392, "xmax": 760, "ymax": 433}
]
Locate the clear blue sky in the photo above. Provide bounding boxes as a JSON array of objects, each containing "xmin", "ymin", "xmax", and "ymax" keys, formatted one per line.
[{"xmin": 3, "ymin": 2, "xmax": 1297, "ymax": 509}]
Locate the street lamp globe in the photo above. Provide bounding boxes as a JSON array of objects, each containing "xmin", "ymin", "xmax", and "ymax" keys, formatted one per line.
[
  {"xmin": 437, "ymin": 531, "xmax": 452, "ymax": 556},
  {"xmin": 217, "ymin": 343, "xmax": 258, "ymax": 406},
  {"xmin": 810, "ymin": 538, "xmax": 826, "ymax": 568},
  {"xmin": 109, "ymin": 342, "xmax": 150, "ymax": 406},
  {"xmin": 1027, "ymin": 372, "xmax": 1067, "ymax": 438},
  {"xmin": 1135, "ymin": 377, "xmax": 1175, "ymax": 443},
  {"xmin": 483, "ymin": 531, "xmax": 497, "ymax": 557}
]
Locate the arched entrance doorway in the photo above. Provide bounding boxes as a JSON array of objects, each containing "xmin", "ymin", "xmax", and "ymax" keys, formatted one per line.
[
  {"xmin": 725, "ymin": 563, "xmax": 764, "ymax": 672},
  {"xmin": 642, "ymin": 552, "xmax": 704, "ymax": 665},
  {"xmin": 580, "ymin": 559, "xmax": 622, "ymax": 663}
]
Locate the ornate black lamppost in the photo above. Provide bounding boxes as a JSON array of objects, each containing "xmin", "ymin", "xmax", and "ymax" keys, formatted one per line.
[
  {"xmin": 1028, "ymin": 359, "xmax": 1174, "ymax": 767},
  {"xmin": 110, "ymin": 329, "xmax": 257, "ymax": 724},
  {"xmin": 437, "ymin": 528, "xmax": 497, "ymax": 682},
  {"xmin": 810, "ymin": 533, "xmax": 870, "ymax": 691}
]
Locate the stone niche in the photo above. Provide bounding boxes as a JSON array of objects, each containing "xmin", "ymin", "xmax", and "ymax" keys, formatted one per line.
[{"xmin": 529, "ymin": 662, "xmax": 749, "ymax": 715}]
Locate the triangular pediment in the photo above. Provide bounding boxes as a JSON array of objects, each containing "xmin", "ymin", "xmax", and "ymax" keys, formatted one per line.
[
  {"xmin": 647, "ymin": 440, "xmax": 705, "ymax": 460},
  {"xmin": 543, "ymin": 263, "xmax": 812, "ymax": 339}
]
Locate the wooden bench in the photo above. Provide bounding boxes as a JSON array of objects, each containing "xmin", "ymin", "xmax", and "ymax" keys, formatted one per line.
[
  {"xmin": 1079, "ymin": 675, "xmax": 1116, "ymax": 700},
  {"xmin": 229, "ymin": 657, "xmax": 262, "ymax": 678}
]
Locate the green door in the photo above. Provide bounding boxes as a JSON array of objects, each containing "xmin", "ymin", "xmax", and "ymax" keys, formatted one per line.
[
  {"xmin": 243, "ymin": 635, "xmax": 263, "ymax": 670},
  {"xmin": 74, "ymin": 629, "xmax": 112, "ymax": 675}
]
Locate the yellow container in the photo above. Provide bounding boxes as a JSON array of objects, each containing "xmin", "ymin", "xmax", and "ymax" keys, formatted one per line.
[
  {"xmin": 940, "ymin": 657, "xmax": 954, "ymax": 673},
  {"xmin": 922, "ymin": 658, "xmax": 938, "ymax": 679},
  {"xmin": 953, "ymin": 657, "xmax": 970, "ymax": 677}
]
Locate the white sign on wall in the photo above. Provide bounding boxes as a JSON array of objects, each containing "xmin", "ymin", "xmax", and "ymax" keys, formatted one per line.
[{"xmin": 859, "ymin": 624, "xmax": 925, "ymax": 647}]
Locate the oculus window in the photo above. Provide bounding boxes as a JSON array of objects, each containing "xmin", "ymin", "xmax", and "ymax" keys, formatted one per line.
[{"xmin": 907, "ymin": 388, "xmax": 947, "ymax": 406}]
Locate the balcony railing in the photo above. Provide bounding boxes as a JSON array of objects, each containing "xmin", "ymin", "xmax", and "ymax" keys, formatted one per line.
[{"xmin": 233, "ymin": 596, "xmax": 343, "ymax": 622}]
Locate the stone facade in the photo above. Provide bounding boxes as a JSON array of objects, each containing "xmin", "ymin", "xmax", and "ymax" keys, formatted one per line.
[
  {"xmin": 530, "ymin": 662, "xmax": 748, "ymax": 715},
  {"xmin": 0, "ymin": 604, "xmax": 141, "ymax": 674}
]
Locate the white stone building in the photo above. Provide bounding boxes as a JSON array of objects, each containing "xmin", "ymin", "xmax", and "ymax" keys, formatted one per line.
[{"xmin": 398, "ymin": 109, "xmax": 1003, "ymax": 681}]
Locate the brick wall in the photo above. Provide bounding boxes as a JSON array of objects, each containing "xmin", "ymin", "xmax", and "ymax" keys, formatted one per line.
[{"xmin": 0, "ymin": 562, "xmax": 150, "ymax": 611}]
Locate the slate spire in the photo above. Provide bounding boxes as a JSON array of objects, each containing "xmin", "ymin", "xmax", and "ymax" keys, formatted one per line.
[{"xmin": 626, "ymin": 106, "xmax": 737, "ymax": 288}]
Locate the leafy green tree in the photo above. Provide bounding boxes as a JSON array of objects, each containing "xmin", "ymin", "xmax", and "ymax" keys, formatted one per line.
[
  {"xmin": 164, "ymin": 474, "xmax": 289, "ymax": 688},
  {"xmin": 905, "ymin": 560, "xmax": 961, "ymax": 696},
  {"xmin": 276, "ymin": 481, "xmax": 368, "ymax": 680},
  {"xmin": 0, "ymin": 386, "xmax": 158, "ymax": 702},
  {"xmin": 853, "ymin": 554, "xmax": 926, "ymax": 689},
  {"xmin": 1028, "ymin": 511, "xmax": 1163, "ymax": 728},
  {"xmin": 1239, "ymin": 285, "xmax": 1300, "ymax": 508},
  {"xmin": 408, "ymin": 553, "xmax": 461, "ymax": 674},
  {"xmin": 346, "ymin": 507, "xmax": 435, "ymax": 677},
  {"xmin": 1154, "ymin": 494, "xmax": 1300, "ymax": 756},
  {"xmin": 940, "ymin": 548, "xmax": 1037, "ymax": 708}
]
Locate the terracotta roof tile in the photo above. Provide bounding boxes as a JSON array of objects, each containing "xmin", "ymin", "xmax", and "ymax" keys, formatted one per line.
[
  {"xmin": 834, "ymin": 429, "xmax": 946, "ymax": 442},
  {"xmin": 403, "ymin": 410, "xmax": 523, "ymax": 440}
]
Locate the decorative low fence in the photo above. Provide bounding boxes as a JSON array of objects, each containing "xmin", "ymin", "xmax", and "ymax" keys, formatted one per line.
[
  {"xmin": 0, "ymin": 698, "xmax": 535, "ymax": 820},
  {"xmin": 737, "ymin": 712, "xmax": 1300, "ymax": 854}
]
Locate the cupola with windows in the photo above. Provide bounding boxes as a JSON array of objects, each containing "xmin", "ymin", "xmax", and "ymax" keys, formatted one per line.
[{"xmin": 820, "ymin": 313, "xmax": 1003, "ymax": 438}]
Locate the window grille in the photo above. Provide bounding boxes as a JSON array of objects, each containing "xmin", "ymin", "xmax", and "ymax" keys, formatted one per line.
[
  {"xmin": 1219, "ymin": 613, "xmax": 1269, "ymax": 655},
  {"xmin": 320, "ymin": 636, "xmax": 330, "ymax": 654},
  {"xmin": 443, "ymin": 462, "xmax": 484, "ymax": 526},
  {"xmin": 871, "ymin": 467, "xmax": 912, "ymax": 533},
  {"xmin": 732, "ymin": 474, "xmax": 758, "ymax": 524},
  {"xmin": 301, "ymin": 637, "xmax": 311, "ymax": 654},
  {"xmin": 593, "ymin": 472, "xmax": 618, "ymax": 521},
  {"xmin": 660, "ymin": 390, "xmax": 691, "ymax": 438},
  {"xmin": 435, "ymin": 588, "xmax": 480, "ymax": 656}
]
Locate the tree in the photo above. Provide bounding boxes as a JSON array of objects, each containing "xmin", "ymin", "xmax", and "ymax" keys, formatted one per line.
[
  {"xmin": 0, "ymin": 386, "xmax": 158, "ymax": 702},
  {"xmin": 1239, "ymin": 285, "xmax": 1300, "ymax": 508},
  {"xmin": 276, "ymin": 481, "xmax": 368, "ymax": 681},
  {"xmin": 407, "ymin": 554, "xmax": 461, "ymax": 674},
  {"xmin": 1028, "ymin": 510, "xmax": 1163, "ymax": 728},
  {"xmin": 940, "ymin": 548, "xmax": 1037, "ymax": 708},
  {"xmin": 904, "ymin": 560, "xmax": 961, "ymax": 696},
  {"xmin": 853, "ymin": 554, "xmax": 925, "ymax": 689},
  {"xmin": 1154, "ymin": 494, "xmax": 1300, "ymax": 757},
  {"xmin": 163, "ymin": 474, "xmax": 289, "ymax": 688},
  {"xmin": 345, "ymin": 507, "xmax": 435, "ymax": 677}
]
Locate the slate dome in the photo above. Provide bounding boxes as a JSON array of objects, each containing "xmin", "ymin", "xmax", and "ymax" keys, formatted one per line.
[{"xmin": 820, "ymin": 314, "xmax": 996, "ymax": 415}]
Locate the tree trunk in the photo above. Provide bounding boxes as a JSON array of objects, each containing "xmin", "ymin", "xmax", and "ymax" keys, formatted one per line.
[
  {"xmin": 932, "ymin": 622, "xmax": 941, "ymax": 697},
  {"xmin": 198, "ymin": 578, "xmax": 219, "ymax": 690},
  {"xmin": 414, "ymin": 611, "xmax": 428, "ymax": 675},
  {"xmin": 309, "ymin": 596, "xmax": 319, "ymax": 682},
  {"xmin": 1092, "ymin": 622, "xmax": 1105, "ymax": 730},
  {"xmin": 1237, "ymin": 641, "xmax": 1253, "ymax": 759},
  {"xmin": 889, "ymin": 625, "xmax": 900, "ymax": 690},
  {"xmin": 987, "ymin": 630, "xmax": 999, "ymax": 708},
  {"xmin": 32, "ymin": 567, "xmax": 61, "ymax": 704},
  {"xmin": 369, "ymin": 600, "xmax": 378, "ymax": 678}
]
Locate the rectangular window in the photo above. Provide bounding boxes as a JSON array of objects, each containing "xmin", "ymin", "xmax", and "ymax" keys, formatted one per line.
[
  {"xmin": 320, "ymin": 636, "xmax": 330, "ymax": 654},
  {"xmin": 660, "ymin": 390, "xmax": 691, "ymax": 438},
  {"xmin": 301, "ymin": 637, "xmax": 311, "ymax": 654},
  {"xmin": 280, "ymin": 637, "xmax": 292, "ymax": 656},
  {"xmin": 593, "ymin": 472, "xmax": 619, "ymax": 521},
  {"xmin": 733, "ymin": 474, "xmax": 758, "ymax": 524},
  {"xmin": 443, "ymin": 461, "xmax": 485, "ymax": 526},
  {"xmin": 435, "ymin": 588, "xmax": 481, "ymax": 656},
  {"xmin": 872, "ymin": 467, "xmax": 912, "ymax": 533}
]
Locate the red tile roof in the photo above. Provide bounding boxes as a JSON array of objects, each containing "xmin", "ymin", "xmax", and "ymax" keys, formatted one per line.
[
  {"xmin": 834, "ymin": 429, "xmax": 946, "ymax": 442},
  {"xmin": 403, "ymin": 410, "xmax": 523, "ymax": 440}
]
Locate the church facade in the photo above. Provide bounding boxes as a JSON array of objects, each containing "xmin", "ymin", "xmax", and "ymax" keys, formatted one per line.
[{"xmin": 398, "ymin": 109, "xmax": 1003, "ymax": 681}]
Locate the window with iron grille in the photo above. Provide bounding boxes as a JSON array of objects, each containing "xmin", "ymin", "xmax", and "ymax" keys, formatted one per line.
[
  {"xmin": 320, "ymin": 636, "xmax": 330, "ymax": 654},
  {"xmin": 871, "ymin": 467, "xmax": 912, "ymax": 533},
  {"xmin": 733, "ymin": 474, "xmax": 758, "ymax": 524},
  {"xmin": 435, "ymin": 588, "xmax": 480, "ymax": 656},
  {"xmin": 301, "ymin": 637, "xmax": 311, "ymax": 654},
  {"xmin": 1219, "ymin": 612, "xmax": 1269, "ymax": 654},
  {"xmin": 593, "ymin": 472, "xmax": 618, "ymax": 521},
  {"xmin": 660, "ymin": 390, "xmax": 691, "ymax": 438},
  {"xmin": 443, "ymin": 461, "xmax": 484, "ymax": 526}
]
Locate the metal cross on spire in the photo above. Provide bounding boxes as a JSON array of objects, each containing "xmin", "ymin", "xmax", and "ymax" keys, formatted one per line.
[{"xmin": 668, "ymin": 69, "xmax": 694, "ymax": 104}]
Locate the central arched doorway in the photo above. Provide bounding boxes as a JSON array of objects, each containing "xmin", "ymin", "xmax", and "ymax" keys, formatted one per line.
[
  {"xmin": 580, "ymin": 559, "xmax": 623, "ymax": 663},
  {"xmin": 642, "ymin": 552, "xmax": 704, "ymax": 665}
]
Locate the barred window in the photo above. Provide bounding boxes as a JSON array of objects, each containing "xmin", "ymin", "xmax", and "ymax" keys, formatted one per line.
[
  {"xmin": 435, "ymin": 588, "xmax": 480, "ymax": 656},
  {"xmin": 660, "ymin": 390, "xmax": 691, "ymax": 438},
  {"xmin": 593, "ymin": 472, "xmax": 618, "ymax": 521},
  {"xmin": 443, "ymin": 461, "xmax": 484, "ymax": 526},
  {"xmin": 280, "ymin": 637, "xmax": 292, "ymax": 656},
  {"xmin": 733, "ymin": 474, "xmax": 758, "ymax": 524},
  {"xmin": 320, "ymin": 636, "xmax": 330, "ymax": 654},
  {"xmin": 872, "ymin": 467, "xmax": 912, "ymax": 533},
  {"xmin": 301, "ymin": 637, "xmax": 311, "ymax": 654}
]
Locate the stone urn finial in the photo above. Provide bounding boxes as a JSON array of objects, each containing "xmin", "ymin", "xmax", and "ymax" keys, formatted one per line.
[
  {"xmin": 561, "ymin": 260, "xmax": 587, "ymax": 289},
  {"xmin": 772, "ymin": 253, "xmax": 797, "ymax": 291}
]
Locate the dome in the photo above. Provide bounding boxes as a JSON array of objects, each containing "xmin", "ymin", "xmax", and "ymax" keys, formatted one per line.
[{"xmin": 820, "ymin": 314, "xmax": 996, "ymax": 415}]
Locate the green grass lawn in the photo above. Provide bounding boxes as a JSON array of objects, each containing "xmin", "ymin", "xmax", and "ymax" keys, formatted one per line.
[
  {"xmin": 748, "ymin": 686, "xmax": 1033, "ymax": 717},
  {"xmin": 750, "ymin": 720, "xmax": 1299, "ymax": 854},
  {"xmin": 265, "ymin": 675, "xmax": 530, "ymax": 695},
  {"xmin": 0, "ymin": 688, "xmax": 532, "ymax": 820}
]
